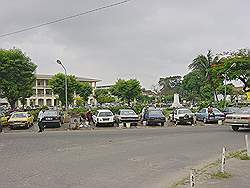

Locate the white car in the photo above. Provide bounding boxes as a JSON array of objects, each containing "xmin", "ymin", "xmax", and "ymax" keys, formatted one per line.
[
  {"xmin": 92, "ymin": 109, "xmax": 114, "ymax": 126},
  {"xmin": 169, "ymin": 108, "xmax": 196, "ymax": 125}
]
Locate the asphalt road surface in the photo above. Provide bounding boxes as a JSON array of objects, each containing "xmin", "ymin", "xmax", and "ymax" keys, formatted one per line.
[{"xmin": 0, "ymin": 126, "xmax": 249, "ymax": 188}]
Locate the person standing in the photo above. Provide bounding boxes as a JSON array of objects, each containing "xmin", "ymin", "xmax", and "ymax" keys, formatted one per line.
[
  {"xmin": 37, "ymin": 109, "xmax": 45, "ymax": 132},
  {"xmin": 86, "ymin": 110, "xmax": 94, "ymax": 128}
]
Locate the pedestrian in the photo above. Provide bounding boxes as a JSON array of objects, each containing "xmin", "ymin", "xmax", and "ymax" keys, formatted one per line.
[
  {"xmin": 86, "ymin": 110, "xmax": 94, "ymax": 128},
  {"xmin": 37, "ymin": 109, "xmax": 45, "ymax": 132}
]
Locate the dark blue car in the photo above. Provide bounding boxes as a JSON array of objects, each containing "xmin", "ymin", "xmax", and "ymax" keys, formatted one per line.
[{"xmin": 142, "ymin": 108, "xmax": 166, "ymax": 126}]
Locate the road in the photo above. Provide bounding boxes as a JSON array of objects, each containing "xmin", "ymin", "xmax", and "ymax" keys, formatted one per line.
[{"xmin": 0, "ymin": 125, "xmax": 249, "ymax": 188}]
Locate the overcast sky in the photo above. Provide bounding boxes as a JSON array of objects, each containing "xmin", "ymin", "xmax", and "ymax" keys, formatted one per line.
[{"xmin": 0, "ymin": 0, "xmax": 249, "ymax": 88}]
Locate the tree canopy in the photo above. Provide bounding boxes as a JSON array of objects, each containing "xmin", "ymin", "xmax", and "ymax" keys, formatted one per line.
[
  {"xmin": 214, "ymin": 49, "xmax": 250, "ymax": 92},
  {"xmin": 94, "ymin": 89, "xmax": 115, "ymax": 104},
  {"xmin": 110, "ymin": 79, "xmax": 142, "ymax": 105},
  {"xmin": 158, "ymin": 76, "xmax": 182, "ymax": 95},
  {"xmin": 0, "ymin": 48, "xmax": 37, "ymax": 109},
  {"xmin": 49, "ymin": 73, "xmax": 92, "ymax": 106}
]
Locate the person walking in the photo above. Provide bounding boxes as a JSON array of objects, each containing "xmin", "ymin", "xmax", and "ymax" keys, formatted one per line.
[
  {"xmin": 86, "ymin": 110, "xmax": 94, "ymax": 128},
  {"xmin": 37, "ymin": 109, "xmax": 45, "ymax": 132}
]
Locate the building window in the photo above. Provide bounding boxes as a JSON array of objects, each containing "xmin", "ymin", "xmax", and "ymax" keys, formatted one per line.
[
  {"xmin": 37, "ymin": 89, "xmax": 44, "ymax": 97},
  {"xmin": 45, "ymin": 80, "xmax": 49, "ymax": 87},
  {"xmin": 37, "ymin": 80, "xmax": 44, "ymax": 87}
]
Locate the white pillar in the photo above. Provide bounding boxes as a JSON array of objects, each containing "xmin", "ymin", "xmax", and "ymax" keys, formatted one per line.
[{"xmin": 27, "ymin": 98, "xmax": 30, "ymax": 106}]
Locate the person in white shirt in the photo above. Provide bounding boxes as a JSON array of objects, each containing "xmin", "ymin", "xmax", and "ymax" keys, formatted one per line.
[{"xmin": 37, "ymin": 109, "xmax": 45, "ymax": 132}]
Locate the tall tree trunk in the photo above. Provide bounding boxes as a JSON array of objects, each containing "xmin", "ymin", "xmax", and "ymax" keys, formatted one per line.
[{"xmin": 9, "ymin": 100, "xmax": 16, "ymax": 110}]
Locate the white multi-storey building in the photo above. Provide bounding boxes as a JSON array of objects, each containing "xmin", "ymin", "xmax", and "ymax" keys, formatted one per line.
[{"xmin": 20, "ymin": 74, "xmax": 101, "ymax": 107}]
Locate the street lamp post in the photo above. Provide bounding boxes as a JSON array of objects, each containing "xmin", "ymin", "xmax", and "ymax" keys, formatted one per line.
[
  {"xmin": 56, "ymin": 60, "xmax": 68, "ymax": 110},
  {"xmin": 223, "ymin": 63, "xmax": 236, "ymax": 109}
]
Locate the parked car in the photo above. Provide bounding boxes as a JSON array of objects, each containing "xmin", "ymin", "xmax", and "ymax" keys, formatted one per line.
[
  {"xmin": 225, "ymin": 107, "xmax": 250, "ymax": 131},
  {"xmin": 41, "ymin": 110, "xmax": 63, "ymax": 128},
  {"xmin": 8, "ymin": 112, "xmax": 34, "ymax": 129},
  {"xmin": 92, "ymin": 109, "xmax": 114, "ymax": 126},
  {"xmin": 114, "ymin": 109, "xmax": 139, "ymax": 126},
  {"xmin": 196, "ymin": 107, "xmax": 225, "ymax": 123},
  {"xmin": 169, "ymin": 108, "xmax": 195, "ymax": 125},
  {"xmin": 141, "ymin": 107, "xmax": 166, "ymax": 126},
  {"xmin": 222, "ymin": 107, "xmax": 240, "ymax": 116}
]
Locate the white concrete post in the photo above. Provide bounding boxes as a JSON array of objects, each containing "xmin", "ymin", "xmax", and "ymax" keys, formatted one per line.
[
  {"xmin": 190, "ymin": 169, "xmax": 195, "ymax": 187},
  {"xmin": 221, "ymin": 147, "xmax": 226, "ymax": 173},
  {"xmin": 245, "ymin": 135, "xmax": 250, "ymax": 157}
]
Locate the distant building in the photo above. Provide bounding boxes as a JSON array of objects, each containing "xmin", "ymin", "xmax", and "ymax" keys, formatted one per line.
[
  {"xmin": 19, "ymin": 74, "xmax": 101, "ymax": 107},
  {"xmin": 96, "ymin": 85, "xmax": 113, "ymax": 90}
]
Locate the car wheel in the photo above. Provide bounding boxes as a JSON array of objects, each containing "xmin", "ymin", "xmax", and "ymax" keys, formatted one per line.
[
  {"xmin": 161, "ymin": 122, "xmax": 164, "ymax": 126},
  {"xmin": 232, "ymin": 125, "xmax": 239, "ymax": 131},
  {"xmin": 203, "ymin": 118, "xmax": 207, "ymax": 124}
]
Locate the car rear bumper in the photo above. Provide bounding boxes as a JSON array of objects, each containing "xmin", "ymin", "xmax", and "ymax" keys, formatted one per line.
[
  {"xmin": 207, "ymin": 117, "xmax": 225, "ymax": 122},
  {"xmin": 225, "ymin": 120, "xmax": 250, "ymax": 127},
  {"xmin": 41, "ymin": 120, "xmax": 61, "ymax": 128},
  {"xmin": 120, "ymin": 119, "xmax": 139, "ymax": 123},
  {"xmin": 147, "ymin": 119, "xmax": 166, "ymax": 123}
]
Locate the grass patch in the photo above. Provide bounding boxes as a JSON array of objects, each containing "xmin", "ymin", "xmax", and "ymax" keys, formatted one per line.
[
  {"xmin": 210, "ymin": 172, "xmax": 232, "ymax": 179},
  {"xmin": 228, "ymin": 150, "xmax": 250, "ymax": 160},
  {"xmin": 238, "ymin": 153, "xmax": 250, "ymax": 160}
]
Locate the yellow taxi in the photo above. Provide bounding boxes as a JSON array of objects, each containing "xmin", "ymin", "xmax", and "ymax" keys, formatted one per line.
[{"xmin": 8, "ymin": 112, "xmax": 34, "ymax": 129}]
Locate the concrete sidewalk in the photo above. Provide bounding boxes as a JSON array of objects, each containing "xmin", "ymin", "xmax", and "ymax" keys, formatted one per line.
[{"xmin": 197, "ymin": 158, "xmax": 250, "ymax": 188}]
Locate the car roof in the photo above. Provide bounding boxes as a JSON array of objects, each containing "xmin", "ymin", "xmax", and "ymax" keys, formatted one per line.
[
  {"xmin": 120, "ymin": 109, "xmax": 134, "ymax": 111},
  {"xmin": 44, "ymin": 110, "xmax": 58, "ymax": 112},
  {"xmin": 12, "ymin": 111, "xmax": 28, "ymax": 114},
  {"xmin": 177, "ymin": 108, "xmax": 191, "ymax": 111},
  {"xmin": 97, "ymin": 109, "xmax": 112, "ymax": 112}
]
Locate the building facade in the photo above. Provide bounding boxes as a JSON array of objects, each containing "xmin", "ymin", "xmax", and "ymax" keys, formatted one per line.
[{"xmin": 19, "ymin": 74, "xmax": 101, "ymax": 107}]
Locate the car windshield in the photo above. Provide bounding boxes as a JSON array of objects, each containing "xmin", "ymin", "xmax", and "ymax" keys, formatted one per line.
[
  {"xmin": 225, "ymin": 107, "xmax": 240, "ymax": 113},
  {"xmin": 11, "ymin": 113, "xmax": 27, "ymax": 118},
  {"xmin": 120, "ymin": 110, "xmax": 136, "ymax": 115},
  {"xmin": 43, "ymin": 111, "xmax": 58, "ymax": 117},
  {"xmin": 178, "ymin": 109, "xmax": 191, "ymax": 114},
  {"xmin": 212, "ymin": 108, "xmax": 221, "ymax": 113},
  {"xmin": 148, "ymin": 110, "xmax": 163, "ymax": 116},
  {"xmin": 99, "ymin": 111, "xmax": 113, "ymax": 117}
]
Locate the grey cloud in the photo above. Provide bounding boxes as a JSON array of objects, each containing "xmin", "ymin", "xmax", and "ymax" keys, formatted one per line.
[{"xmin": 0, "ymin": 0, "xmax": 249, "ymax": 88}]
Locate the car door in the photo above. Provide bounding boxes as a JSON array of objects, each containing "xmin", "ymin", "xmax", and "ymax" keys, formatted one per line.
[{"xmin": 196, "ymin": 108, "xmax": 205, "ymax": 120}]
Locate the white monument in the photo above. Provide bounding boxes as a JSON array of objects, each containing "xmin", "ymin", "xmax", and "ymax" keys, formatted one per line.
[{"xmin": 171, "ymin": 93, "xmax": 182, "ymax": 108}]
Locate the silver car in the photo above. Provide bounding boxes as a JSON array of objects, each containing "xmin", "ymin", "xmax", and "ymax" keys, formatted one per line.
[{"xmin": 225, "ymin": 107, "xmax": 250, "ymax": 131}]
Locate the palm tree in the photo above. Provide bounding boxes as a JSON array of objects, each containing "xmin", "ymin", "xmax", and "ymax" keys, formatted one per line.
[{"xmin": 189, "ymin": 50, "xmax": 219, "ymax": 102}]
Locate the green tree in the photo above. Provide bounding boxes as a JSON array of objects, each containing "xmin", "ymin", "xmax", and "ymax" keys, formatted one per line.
[
  {"xmin": 136, "ymin": 94, "xmax": 155, "ymax": 104},
  {"xmin": 158, "ymin": 76, "xmax": 182, "ymax": 95},
  {"xmin": 181, "ymin": 70, "xmax": 204, "ymax": 103},
  {"xmin": 94, "ymin": 89, "xmax": 115, "ymax": 104},
  {"xmin": 214, "ymin": 49, "xmax": 250, "ymax": 92},
  {"xmin": 189, "ymin": 50, "xmax": 221, "ymax": 102},
  {"xmin": 0, "ymin": 48, "xmax": 37, "ymax": 109},
  {"xmin": 111, "ymin": 79, "xmax": 142, "ymax": 105},
  {"xmin": 49, "ymin": 73, "xmax": 81, "ymax": 106},
  {"xmin": 77, "ymin": 82, "xmax": 93, "ymax": 103},
  {"xmin": 49, "ymin": 74, "xmax": 93, "ymax": 106}
]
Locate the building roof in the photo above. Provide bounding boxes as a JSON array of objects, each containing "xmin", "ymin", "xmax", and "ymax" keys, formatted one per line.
[{"xmin": 36, "ymin": 74, "xmax": 101, "ymax": 82}]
